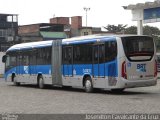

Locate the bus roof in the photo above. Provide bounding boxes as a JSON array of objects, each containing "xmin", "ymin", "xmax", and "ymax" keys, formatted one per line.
[
  {"xmin": 7, "ymin": 40, "xmax": 53, "ymax": 52},
  {"xmin": 62, "ymin": 34, "xmax": 150, "ymax": 45},
  {"xmin": 6, "ymin": 34, "xmax": 149, "ymax": 52},
  {"xmin": 62, "ymin": 34, "xmax": 117, "ymax": 45}
]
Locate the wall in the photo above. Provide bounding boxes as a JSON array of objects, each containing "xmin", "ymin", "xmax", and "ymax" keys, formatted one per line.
[
  {"xmin": 0, "ymin": 52, "xmax": 5, "ymax": 77},
  {"xmin": 80, "ymin": 28, "xmax": 92, "ymax": 36},
  {"xmin": 71, "ymin": 16, "xmax": 82, "ymax": 29},
  {"xmin": 50, "ymin": 17, "xmax": 69, "ymax": 25},
  {"xmin": 18, "ymin": 24, "xmax": 40, "ymax": 34}
]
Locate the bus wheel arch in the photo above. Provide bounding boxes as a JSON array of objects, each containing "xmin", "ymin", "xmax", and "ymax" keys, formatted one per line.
[
  {"xmin": 37, "ymin": 74, "xmax": 45, "ymax": 89},
  {"xmin": 11, "ymin": 73, "xmax": 15, "ymax": 82},
  {"xmin": 12, "ymin": 73, "xmax": 20, "ymax": 86},
  {"xmin": 83, "ymin": 75, "xmax": 93, "ymax": 93}
]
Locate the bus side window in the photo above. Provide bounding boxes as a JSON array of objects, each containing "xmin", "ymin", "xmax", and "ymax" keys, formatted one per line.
[
  {"xmin": 18, "ymin": 54, "xmax": 23, "ymax": 66},
  {"xmin": 62, "ymin": 47, "xmax": 66, "ymax": 64},
  {"xmin": 68, "ymin": 48, "xmax": 72, "ymax": 64},
  {"xmin": 46, "ymin": 47, "xmax": 51, "ymax": 64},
  {"xmin": 74, "ymin": 46, "xmax": 81, "ymax": 64},
  {"xmin": 99, "ymin": 45, "xmax": 105, "ymax": 63},
  {"xmin": 73, "ymin": 44, "xmax": 92, "ymax": 64},
  {"xmin": 23, "ymin": 50, "xmax": 29, "ymax": 66},
  {"xmin": 30, "ymin": 49, "xmax": 37, "ymax": 65},
  {"xmin": 37, "ymin": 48, "xmax": 45, "ymax": 65},
  {"xmin": 105, "ymin": 41, "xmax": 117, "ymax": 62},
  {"xmin": 10, "ymin": 55, "xmax": 16, "ymax": 67},
  {"xmin": 62, "ymin": 46, "xmax": 73, "ymax": 64}
]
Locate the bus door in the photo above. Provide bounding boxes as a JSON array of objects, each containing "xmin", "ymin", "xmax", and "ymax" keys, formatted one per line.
[
  {"xmin": 16, "ymin": 51, "xmax": 30, "ymax": 76},
  {"xmin": 63, "ymin": 46, "xmax": 73, "ymax": 77},
  {"xmin": 93, "ymin": 44, "xmax": 105, "ymax": 78},
  {"xmin": 29, "ymin": 49, "xmax": 37, "ymax": 75}
]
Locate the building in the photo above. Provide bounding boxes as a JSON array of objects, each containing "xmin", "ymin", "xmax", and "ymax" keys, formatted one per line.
[
  {"xmin": 0, "ymin": 13, "xmax": 18, "ymax": 52},
  {"xmin": 50, "ymin": 16, "xmax": 107, "ymax": 37},
  {"xmin": 18, "ymin": 23, "xmax": 67, "ymax": 42},
  {"xmin": 0, "ymin": 13, "xmax": 18, "ymax": 77}
]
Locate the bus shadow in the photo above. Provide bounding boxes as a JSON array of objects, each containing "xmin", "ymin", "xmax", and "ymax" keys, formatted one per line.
[
  {"xmin": 9, "ymin": 84, "xmax": 154, "ymax": 95},
  {"xmin": 9, "ymin": 84, "xmax": 85, "ymax": 93},
  {"xmin": 105, "ymin": 90, "xmax": 151, "ymax": 95}
]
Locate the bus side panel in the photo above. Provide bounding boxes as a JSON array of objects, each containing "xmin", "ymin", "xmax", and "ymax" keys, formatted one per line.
[
  {"xmin": 62, "ymin": 64, "xmax": 92, "ymax": 87},
  {"xmin": 63, "ymin": 64, "xmax": 73, "ymax": 76},
  {"xmin": 34, "ymin": 65, "xmax": 52, "ymax": 84},
  {"xmin": 36, "ymin": 65, "xmax": 51, "ymax": 74},
  {"xmin": 5, "ymin": 65, "xmax": 52, "ymax": 84}
]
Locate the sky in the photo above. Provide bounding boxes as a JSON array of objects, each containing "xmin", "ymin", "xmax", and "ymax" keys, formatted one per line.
[{"xmin": 0, "ymin": 0, "xmax": 158, "ymax": 29}]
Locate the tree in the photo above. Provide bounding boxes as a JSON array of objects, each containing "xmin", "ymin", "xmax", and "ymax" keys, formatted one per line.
[
  {"xmin": 143, "ymin": 25, "xmax": 160, "ymax": 36},
  {"xmin": 124, "ymin": 26, "xmax": 137, "ymax": 34},
  {"xmin": 103, "ymin": 24, "xmax": 127, "ymax": 33},
  {"xmin": 125, "ymin": 25, "xmax": 160, "ymax": 36},
  {"xmin": 143, "ymin": 26, "xmax": 160, "ymax": 52}
]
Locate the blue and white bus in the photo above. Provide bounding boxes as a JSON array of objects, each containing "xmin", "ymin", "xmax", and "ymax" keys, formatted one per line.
[{"xmin": 2, "ymin": 35, "xmax": 157, "ymax": 92}]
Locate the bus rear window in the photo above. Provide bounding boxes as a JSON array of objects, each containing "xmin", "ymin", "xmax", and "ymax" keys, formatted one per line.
[{"xmin": 122, "ymin": 36, "xmax": 154, "ymax": 61}]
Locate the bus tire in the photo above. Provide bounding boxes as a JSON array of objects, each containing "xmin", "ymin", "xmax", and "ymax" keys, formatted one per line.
[
  {"xmin": 38, "ymin": 75, "xmax": 45, "ymax": 89},
  {"xmin": 84, "ymin": 77, "xmax": 93, "ymax": 93},
  {"xmin": 12, "ymin": 75, "xmax": 20, "ymax": 86}
]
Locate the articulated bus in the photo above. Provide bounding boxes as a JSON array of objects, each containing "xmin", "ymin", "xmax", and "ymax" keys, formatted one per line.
[{"xmin": 2, "ymin": 35, "xmax": 157, "ymax": 92}]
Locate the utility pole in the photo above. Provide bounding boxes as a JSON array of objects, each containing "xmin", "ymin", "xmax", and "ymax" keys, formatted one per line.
[{"xmin": 83, "ymin": 7, "xmax": 90, "ymax": 35}]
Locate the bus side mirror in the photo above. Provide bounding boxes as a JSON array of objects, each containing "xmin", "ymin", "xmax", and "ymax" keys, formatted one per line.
[{"xmin": 2, "ymin": 55, "xmax": 7, "ymax": 63}]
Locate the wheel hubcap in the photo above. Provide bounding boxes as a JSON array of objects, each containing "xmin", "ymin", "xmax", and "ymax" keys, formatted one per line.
[
  {"xmin": 39, "ymin": 78, "xmax": 43, "ymax": 88},
  {"xmin": 86, "ymin": 80, "xmax": 91, "ymax": 89}
]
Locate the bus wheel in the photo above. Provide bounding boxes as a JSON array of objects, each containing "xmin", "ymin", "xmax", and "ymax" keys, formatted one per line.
[
  {"xmin": 111, "ymin": 88, "xmax": 125, "ymax": 93},
  {"xmin": 38, "ymin": 75, "xmax": 45, "ymax": 89},
  {"xmin": 84, "ymin": 77, "xmax": 93, "ymax": 93},
  {"xmin": 12, "ymin": 75, "xmax": 20, "ymax": 86}
]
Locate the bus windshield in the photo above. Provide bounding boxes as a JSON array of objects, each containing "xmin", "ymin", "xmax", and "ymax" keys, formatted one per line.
[{"xmin": 122, "ymin": 36, "xmax": 154, "ymax": 61}]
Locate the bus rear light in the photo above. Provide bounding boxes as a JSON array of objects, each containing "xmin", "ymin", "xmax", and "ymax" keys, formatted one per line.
[
  {"xmin": 121, "ymin": 61, "xmax": 127, "ymax": 79},
  {"xmin": 154, "ymin": 60, "xmax": 157, "ymax": 77}
]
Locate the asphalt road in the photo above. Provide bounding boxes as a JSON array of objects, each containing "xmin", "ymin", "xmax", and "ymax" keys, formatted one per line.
[{"xmin": 0, "ymin": 78, "xmax": 160, "ymax": 115}]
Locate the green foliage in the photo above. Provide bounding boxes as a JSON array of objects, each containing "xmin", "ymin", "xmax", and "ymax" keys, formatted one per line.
[
  {"xmin": 124, "ymin": 25, "xmax": 160, "ymax": 36},
  {"xmin": 124, "ymin": 26, "xmax": 137, "ymax": 34},
  {"xmin": 103, "ymin": 24, "xmax": 127, "ymax": 33},
  {"xmin": 143, "ymin": 25, "xmax": 160, "ymax": 52},
  {"xmin": 143, "ymin": 25, "xmax": 160, "ymax": 36}
]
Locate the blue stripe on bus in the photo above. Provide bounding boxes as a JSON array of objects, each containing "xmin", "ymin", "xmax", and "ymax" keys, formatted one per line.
[
  {"xmin": 62, "ymin": 59, "xmax": 118, "ymax": 77},
  {"xmin": 5, "ymin": 59, "xmax": 118, "ymax": 79},
  {"xmin": 5, "ymin": 65, "xmax": 52, "ymax": 79}
]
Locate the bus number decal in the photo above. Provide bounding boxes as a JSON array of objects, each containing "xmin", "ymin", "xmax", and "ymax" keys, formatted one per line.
[
  {"xmin": 137, "ymin": 64, "xmax": 146, "ymax": 72},
  {"xmin": 73, "ymin": 69, "xmax": 77, "ymax": 75},
  {"xmin": 83, "ymin": 69, "xmax": 91, "ymax": 74}
]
